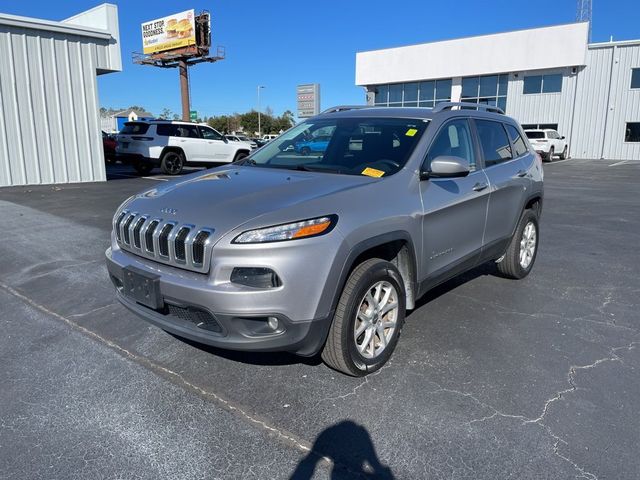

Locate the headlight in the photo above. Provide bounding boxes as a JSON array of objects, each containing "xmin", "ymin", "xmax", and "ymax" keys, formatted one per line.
[{"xmin": 233, "ymin": 215, "xmax": 337, "ymax": 244}]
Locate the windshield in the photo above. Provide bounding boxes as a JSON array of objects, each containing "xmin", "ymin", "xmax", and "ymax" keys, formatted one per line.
[
  {"xmin": 525, "ymin": 131, "xmax": 545, "ymax": 139},
  {"xmin": 243, "ymin": 117, "xmax": 428, "ymax": 176}
]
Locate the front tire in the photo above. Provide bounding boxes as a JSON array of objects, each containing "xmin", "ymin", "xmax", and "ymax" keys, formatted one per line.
[
  {"xmin": 496, "ymin": 209, "xmax": 539, "ymax": 279},
  {"xmin": 233, "ymin": 151, "xmax": 249, "ymax": 162},
  {"xmin": 160, "ymin": 151, "xmax": 184, "ymax": 175},
  {"xmin": 321, "ymin": 259, "xmax": 406, "ymax": 376}
]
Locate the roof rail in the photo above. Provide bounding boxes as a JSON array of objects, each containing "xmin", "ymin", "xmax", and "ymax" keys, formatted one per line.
[
  {"xmin": 432, "ymin": 102, "xmax": 505, "ymax": 115},
  {"xmin": 321, "ymin": 105, "xmax": 371, "ymax": 114}
]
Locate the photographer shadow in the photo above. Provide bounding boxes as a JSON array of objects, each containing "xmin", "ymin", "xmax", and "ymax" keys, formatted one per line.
[{"xmin": 290, "ymin": 420, "xmax": 394, "ymax": 479}]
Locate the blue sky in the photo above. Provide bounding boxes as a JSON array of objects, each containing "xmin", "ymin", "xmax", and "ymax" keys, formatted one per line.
[{"xmin": 1, "ymin": 0, "xmax": 638, "ymax": 118}]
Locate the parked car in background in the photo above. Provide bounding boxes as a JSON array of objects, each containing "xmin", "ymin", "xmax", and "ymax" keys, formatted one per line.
[
  {"xmin": 251, "ymin": 137, "xmax": 268, "ymax": 148},
  {"xmin": 262, "ymin": 134, "xmax": 279, "ymax": 141},
  {"xmin": 115, "ymin": 121, "xmax": 251, "ymax": 175},
  {"xmin": 102, "ymin": 130, "xmax": 117, "ymax": 163},
  {"xmin": 225, "ymin": 135, "xmax": 257, "ymax": 149},
  {"xmin": 294, "ymin": 136, "xmax": 331, "ymax": 155},
  {"xmin": 106, "ymin": 103, "xmax": 543, "ymax": 376},
  {"xmin": 524, "ymin": 129, "xmax": 568, "ymax": 161}
]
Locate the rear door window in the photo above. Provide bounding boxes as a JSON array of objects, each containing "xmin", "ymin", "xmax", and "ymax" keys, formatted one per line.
[
  {"xmin": 121, "ymin": 122, "xmax": 149, "ymax": 134},
  {"xmin": 475, "ymin": 120, "xmax": 513, "ymax": 167},
  {"xmin": 505, "ymin": 124, "xmax": 529, "ymax": 157}
]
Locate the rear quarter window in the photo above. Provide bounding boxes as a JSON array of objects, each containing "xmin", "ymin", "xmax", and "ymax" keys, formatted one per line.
[
  {"xmin": 121, "ymin": 123, "xmax": 149, "ymax": 134},
  {"xmin": 505, "ymin": 124, "xmax": 529, "ymax": 157}
]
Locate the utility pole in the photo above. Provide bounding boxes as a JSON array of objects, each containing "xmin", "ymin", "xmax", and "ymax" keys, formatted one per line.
[
  {"xmin": 257, "ymin": 85, "xmax": 265, "ymax": 137},
  {"xmin": 179, "ymin": 60, "xmax": 190, "ymax": 121}
]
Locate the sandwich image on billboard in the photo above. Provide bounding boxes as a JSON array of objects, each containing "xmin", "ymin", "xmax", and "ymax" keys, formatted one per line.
[{"xmin": 141, "ymin": 9, "xmax": 195, "ymax": 54}]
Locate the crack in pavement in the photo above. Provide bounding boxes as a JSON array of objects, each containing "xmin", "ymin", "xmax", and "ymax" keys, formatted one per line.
[
  {"xmin": 0, "ymin": 280, "xmax": 389, "ymax": 480},
  {"xmin": 458, "ymin": 342, "xmax": 639, "ymax": 480}
]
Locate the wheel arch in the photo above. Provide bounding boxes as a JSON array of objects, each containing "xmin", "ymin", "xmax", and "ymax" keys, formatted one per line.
[
  {"xmin": 319, "ymin": 232, "xmax": 419, "ymax": 321},
  {"xmin": 160, "ymin": 146, "xmax": 185, "ymax": 161}
]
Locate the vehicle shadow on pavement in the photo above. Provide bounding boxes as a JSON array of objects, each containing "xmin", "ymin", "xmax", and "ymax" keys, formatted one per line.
[
  {"xmin": 413, "ymin": 261, "xmax": 498, "ymax": 310},
  {"xmin": 169, "ymin": 334, "xmax": 323, "ymax": 367},
  {"xmin": 289, "ymin": 420, "xmax": 394, "ymax": 479}
]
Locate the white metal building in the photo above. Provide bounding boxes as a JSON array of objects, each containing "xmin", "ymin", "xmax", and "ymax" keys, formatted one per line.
[
  {"xmin": 356, "ymin": 22, "xmax": 640, "ymax": 160},
  {"xmin": 0, "ymin": 4, "xmax": 121, "ymax": 187}
]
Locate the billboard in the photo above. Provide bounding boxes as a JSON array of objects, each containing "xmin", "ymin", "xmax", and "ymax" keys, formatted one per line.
[
  {"xmin": 297, "ymin": 83, "xmax": 321, "ymax": 118},
  {"xmin": 141, "ymin": 10, "xmax": 196, "ymax": 55}
]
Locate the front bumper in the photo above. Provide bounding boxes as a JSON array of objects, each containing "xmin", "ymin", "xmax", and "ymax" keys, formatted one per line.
[{"xmin": 105, "ymin": 246, "xmax": 335, "ymax": 356}]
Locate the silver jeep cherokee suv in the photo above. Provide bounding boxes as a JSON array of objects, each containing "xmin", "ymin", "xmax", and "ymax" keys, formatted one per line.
[{"xmin": 106, "ymin": 103, "xmax": 543, "ymax": 376}]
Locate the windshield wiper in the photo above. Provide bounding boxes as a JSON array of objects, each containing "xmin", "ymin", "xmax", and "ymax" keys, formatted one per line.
[{"xmin": 291, "ymin": 164, "xmax": 343, "ymax": 174}]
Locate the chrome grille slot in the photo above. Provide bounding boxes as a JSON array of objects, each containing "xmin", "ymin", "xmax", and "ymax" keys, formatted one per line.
[
  {"xmin": 144, "ymin": 220, "xmax": 159, "ymax": 252},
  {"xmin": 115, "ymin": 213, "xmax": 214, "ymax": 273},
  {"xmin": 158, "ymin": 224, "xmax": 174, "ymax": 257},
  {"xmin": 114, "ymin": 211, "xmax": 127, "ymax": 242},
  {"xmin": 122, "ymin": 214, "xmax": 135, "ymax": 245},
  {"xmin": 174, "ymin": 227, "xmax": 190, "ymax": 262},
  {"xmin": 192, "ymin": 230, "xmax": 210, "ymax": 265},
  {"xmin": 132, "ymin": 217, "xmax": 146, "ymax": 248}
]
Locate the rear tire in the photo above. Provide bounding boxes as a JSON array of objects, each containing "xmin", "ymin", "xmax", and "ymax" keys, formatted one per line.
[
  {"xmin": 321, "ymin": 259, "xmax": 406, "ymax": 376},
  {"xmin": 547, "ymin": 146, "xmax": 555, "ymax": 162},
  {"xmin": 559, "ymin": 145, "xmax": 568, "ymax": 160},
  {"xmin": 160, "ymin": 151, "xmax": 184, "ymax": 175},
  {"xmin": 133, "ymin": 162, "xmax": 153, "ymax": 175},
  {"xmin": 496, "ymin": 209, "xmax": 539, "ymax": 279}
]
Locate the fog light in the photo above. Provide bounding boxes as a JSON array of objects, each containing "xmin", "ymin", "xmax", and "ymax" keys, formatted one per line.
[
  {"xmin": 268, "ymin": 316, "xmax": 279, "ymax": 330},
  {"xmin": 230, "ymin": 267, "xmax": 282, "ymax": 289}
]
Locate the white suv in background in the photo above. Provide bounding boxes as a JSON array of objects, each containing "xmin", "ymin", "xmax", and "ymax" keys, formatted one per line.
[
  {"xmin": 524, "ymin": 129, "xmax": 568, "ymax": 161},
  {"xmin": 116, "ymin": 121, "xmax": 251, "ymax": 175}
]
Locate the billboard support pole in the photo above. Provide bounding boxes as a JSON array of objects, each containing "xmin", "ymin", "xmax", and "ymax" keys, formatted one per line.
[{"xmin": 179, "ymin": 60, "xmax": 190, "ymax": 122}]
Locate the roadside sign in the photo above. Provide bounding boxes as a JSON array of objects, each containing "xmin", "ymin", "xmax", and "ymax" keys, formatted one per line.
[{"xmin": 190, "ymin": 110, "xmax": 198, "ymax": 121}]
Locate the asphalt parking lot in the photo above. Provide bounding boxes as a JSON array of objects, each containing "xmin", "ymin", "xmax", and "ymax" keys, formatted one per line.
[{"xmin": 1, "ymin": 158, "xmax": 638, "ymax": 479}]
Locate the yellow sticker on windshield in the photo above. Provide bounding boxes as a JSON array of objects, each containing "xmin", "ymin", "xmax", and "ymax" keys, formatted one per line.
[
  {"xmin": 362, "ymin": 167, "xmax": 385, "ymax": 178},
  {"xmin": 405, "ymin": 128, "xmax": 418, "ymax": 137}
]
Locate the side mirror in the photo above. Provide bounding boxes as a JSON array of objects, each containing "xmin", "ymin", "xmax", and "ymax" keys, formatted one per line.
[
  {"xmin": 421, "ymin": 155, "xmax": 470, "ymax": 179},
  {"xmin": 561, "ymin": 136, "xmax": 566, "ymax": 140}
]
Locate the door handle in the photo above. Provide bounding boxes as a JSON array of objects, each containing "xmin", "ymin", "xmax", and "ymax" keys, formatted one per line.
[
  {"xmin": 516, "ymin": 170, "xmax": 527, "ymax": 177},
  {"xmin": 472, "ymin": 182, "xmax": 488, "ymax": 192}
]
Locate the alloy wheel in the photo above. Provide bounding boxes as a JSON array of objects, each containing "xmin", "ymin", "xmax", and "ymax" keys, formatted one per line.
[
  {"xmin": 354, "ymin": 281, "xmax": 399, "ymax": 359},
  {"xmin": 519, "ymin": 221, "xmax": 537, "ymax": 269}
]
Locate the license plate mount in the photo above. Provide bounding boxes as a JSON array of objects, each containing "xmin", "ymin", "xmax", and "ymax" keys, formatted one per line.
[{"xmin": 122, "ymin": 266, "xmax": 163, "ymax": 310}]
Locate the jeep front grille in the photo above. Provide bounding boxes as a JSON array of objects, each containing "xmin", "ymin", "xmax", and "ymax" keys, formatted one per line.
[{"xmin": 114, "ymin": 210, "xmax": 214, "ymax": 273}]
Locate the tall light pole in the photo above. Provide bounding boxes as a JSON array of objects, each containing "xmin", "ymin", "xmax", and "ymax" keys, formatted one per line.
[{"xmin": 257, "ymin": 85, "xmax": 265, "ymax": 137}]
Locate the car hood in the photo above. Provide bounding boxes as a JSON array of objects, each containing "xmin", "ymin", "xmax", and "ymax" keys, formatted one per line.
[{"xmin": 123, "ymin": 166, "xmax": 373, "ymax": 242}]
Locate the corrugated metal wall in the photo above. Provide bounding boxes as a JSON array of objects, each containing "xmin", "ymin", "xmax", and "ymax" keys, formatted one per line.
[
  {"xmin": 570, "ymin": 47, "xmax": 613, "ymax": 159},
  {"xmin": 505, "ymin": 67, "xmax": 578, "ymax": 142},
  {"xmin": 0, "ymin": 25, "xmax": 108, "ymax": 186},
  {"xmin": 601, "ymin": 44, "xmax": 640, "ymax": 160}
]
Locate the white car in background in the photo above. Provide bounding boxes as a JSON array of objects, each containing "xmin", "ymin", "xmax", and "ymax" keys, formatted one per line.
[
  {"xmin": 524, "ymin": 129, "xmax": 568, "ymax": 161},
  {"xmin": 225, "ymin": 134, "xmax": 258, "ymax": 149},
  {"xmin": 116, "ymin": 121, "xmax": 251, "ymax": 175}
]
